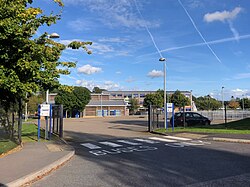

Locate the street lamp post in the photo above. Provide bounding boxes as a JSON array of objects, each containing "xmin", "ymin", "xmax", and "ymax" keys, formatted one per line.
[
  {"xmin": 221, "ymin": 86, "xmax": 224, "ymax": 109},
  {"xmin": 159, "ymin": 57, "xmax": 167, "ymax": 129},
  {"xmin": 45, "ymin": 32, "xmax": 60, "ymax": 140},
  {"xmin": 45, "ymin": 33, "xmax": 60, "ymax": 104},
  {"xmin": 242, "ymin": 95, "xmax": 245, "ymax": 111},
  {"xmin": 101, "ymin": 92, "xmax": 103, "ymax": 117},
  {"xmin": 190, "ymin": 90, "xmax": 193, "ymax": 111}
]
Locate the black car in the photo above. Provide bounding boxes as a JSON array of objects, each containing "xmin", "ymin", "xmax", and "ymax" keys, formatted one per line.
[{"xmin": 170, "ymin": 112, "xmax": 211, "ymax": 126}]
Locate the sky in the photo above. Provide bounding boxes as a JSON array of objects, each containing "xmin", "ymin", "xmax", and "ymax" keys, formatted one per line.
[{"xmin": 34, "ymin": 0, "xmax": 250, "ymax": 100}]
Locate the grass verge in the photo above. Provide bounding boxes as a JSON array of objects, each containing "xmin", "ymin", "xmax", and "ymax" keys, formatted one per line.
[
  {"xmin": 155, "ymin": 118, "xmax": 250, "ymax": 134},
  {"xmin": 0, "ymin": 123, "xmax": 59, "ymax": 155}
]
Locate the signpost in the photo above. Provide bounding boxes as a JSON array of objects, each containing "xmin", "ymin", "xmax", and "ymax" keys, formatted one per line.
[
  {"xmin": 38, "ymin": 104, "xmax": 51, "ymax": 141},
  {"xmin": 166, "ymin": 103, "xmax": 174, "ymax": 131}
]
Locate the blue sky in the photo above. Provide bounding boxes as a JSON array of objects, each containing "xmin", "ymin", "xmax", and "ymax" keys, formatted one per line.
[{"xmin": 35, "ymin": 0, "xmax": 250, "ymax": 100}]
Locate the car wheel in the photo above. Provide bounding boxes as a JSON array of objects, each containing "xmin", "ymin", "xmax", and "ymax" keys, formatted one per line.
[{"xmin": 204, "ymin": 121, "xmax": 210, "ymax": 126}]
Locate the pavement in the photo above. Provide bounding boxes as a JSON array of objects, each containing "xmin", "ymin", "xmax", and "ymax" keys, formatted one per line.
[
  {"xmin": 0, "ymin": 123, "xmax": 250, "ymax": 187},
  {"xmin": 0, "ymin": 139, "xmax": 75, "ymax": 187}
]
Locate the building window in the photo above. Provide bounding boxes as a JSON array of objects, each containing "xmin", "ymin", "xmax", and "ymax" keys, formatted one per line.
[{"xmin": 140, "ymin": 94, "xmax": 145, "ymax": 98}]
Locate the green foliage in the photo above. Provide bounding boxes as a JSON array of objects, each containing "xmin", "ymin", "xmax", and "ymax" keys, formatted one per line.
[
  {"xmin": 195, "ymin": 95, "xmax": 221, "ymax": 110},
  {"xmin": 55, "ymin": 86, "xmax": 91, "ymax": 114},
  {"xmin": 128, "ymin": 98, "xmax": 139, "ymax": 114},
  {"xmin": 92, "ymin": 87, "xmax": 107, "ymax": 93},
  {"xmin": 170, "ymin": 90, "xmax": 190, "ymax": 108},
  {"xmin": 27, "ymin": 94, "xmax": 44, "ymax": 113},
  {"xmin": 228, "ymin": 100, "xmax": 240, "ymax": 109},
  {"xmin": 143, "ymin": 90, "xmax": 163, "ymax": 108},
  {"xmin": 0, "ymin": 0, "xmax": 92, "ymax": 143},
  {"xmin": 239, "ymin": 98, "xmax": 250, "ymax": 109}
]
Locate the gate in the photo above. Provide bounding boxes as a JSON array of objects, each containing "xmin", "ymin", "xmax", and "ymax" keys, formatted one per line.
[
  {"xmin": 148, "ymin": 105, "xmax": 164, "ymax": 132},
  {"xmin": 52, "ymin": 105, "xmax": 63, "ymax": 138},
  {"xmin": 148, "ymin": 105, "xmax": 174, "ymax": 132}
]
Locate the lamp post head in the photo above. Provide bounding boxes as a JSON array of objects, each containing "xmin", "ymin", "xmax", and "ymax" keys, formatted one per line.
[
  {"xmin": 159, "ymin": 57, "xmax": 166, "ymax": 61},
  {"xmin": 49, "ymin": 33, "xmax": 60, "ymax": 39}
]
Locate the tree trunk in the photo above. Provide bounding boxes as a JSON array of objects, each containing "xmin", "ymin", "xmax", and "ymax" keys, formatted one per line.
[
  {"xmin": 17, "ymin": 98, "xmax": 23, "ymax": 145},
  {"xmin": 11, "ymin": 112, "xmax": 15, "ymax": 139}
]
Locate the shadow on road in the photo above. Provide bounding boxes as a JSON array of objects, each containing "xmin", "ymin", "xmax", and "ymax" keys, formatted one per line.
[{"xmin": 62, "ymin": 129, "xmax": 250, "ymax": 187}]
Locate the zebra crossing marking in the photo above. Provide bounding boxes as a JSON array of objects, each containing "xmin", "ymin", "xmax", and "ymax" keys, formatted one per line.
[
  {"xmin": 117, "ymin": 140, "xmax": 142, "ymax": 145},
  {"xmin": 133, "ymin": 138, "xmax": 160, "ymax": 144},
  {"xmin": 149, "ymin": 137, "xmax": 177, "ymax": 142},
  {"xmin": 80, "ymin": 143, "xmax": 101, "ymax": 150},
  {"xmin": 80, "ymin": 136, "xmax": 211, "ymax": 156},
  {"xmin": 99, "ymin": 141, "xmax": 123, "ymax": 147},
  {"xmin": 163, "ymin": 136, "xmax": 191, "ymax": 141}
]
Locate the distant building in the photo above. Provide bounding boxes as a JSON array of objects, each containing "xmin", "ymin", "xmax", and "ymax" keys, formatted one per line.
[
  {"xmin": 48, "ymin": 90, "xmax": 194, "ymax": 117},
  {"xmin": 102, "ymin": 90, "xmax": 193, "ymax": 110},
  {"xmin": 84, "ymin": 94, "xmax": 128, "ymax": 117}
]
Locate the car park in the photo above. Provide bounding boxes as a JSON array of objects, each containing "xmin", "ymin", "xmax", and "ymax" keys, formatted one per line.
[{"xmin": 170, "ymin": 112, "xmax": 211, "ymax": 126}]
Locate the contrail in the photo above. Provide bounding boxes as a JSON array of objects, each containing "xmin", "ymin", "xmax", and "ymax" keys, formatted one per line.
[
  {"xmin": 178, "ymin": 0, "xmax": 222, "ymax": 63},
  {"xmin": 133, "ymin": 0, "xmax": 163, "ymax": 58},
  {"xmin": 161, "ymin": 34, "xmax": 250, "ymax": 52},
  {"xmin": 138, "ymin": 34, "xmax": 250, "ymax": 58}
]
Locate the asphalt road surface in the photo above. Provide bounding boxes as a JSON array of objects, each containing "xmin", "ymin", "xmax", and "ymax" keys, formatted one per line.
[{"xmin": 32, "ymin": 116, "xmax": 250, "ymax": 187}]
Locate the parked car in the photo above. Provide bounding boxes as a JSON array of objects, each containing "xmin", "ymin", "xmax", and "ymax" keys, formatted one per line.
[{"xmin": 170, "ymin": 112, "xmax": 211, "ymax": 126}]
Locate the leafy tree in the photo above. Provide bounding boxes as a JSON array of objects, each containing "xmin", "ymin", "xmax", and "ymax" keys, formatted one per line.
[
  {"xmin": 92, "ymin": 87, "xmax": 107, "ymax": 93},
  {"xmin": 128, "ymin": 98, "xmax": 139, "ymax": 114},
  {"xmin": 239, "ymin": 98, "xmax": 250, "ymax": 109},
  {"xmin": 73, "ymin": 87, "xmax": 91, "ymax": 113},
  {"xmin": 0, "ymin": 0, "xmax": 92, "ymax": 143},
  {"xmin": 143, "ymin": 90, "xmax": 163, "ymax": 108},
  {"xmin": 228, "ymin": 100, "xmax": 240, "ymax": 109},
  {"xmin": 195, "ymin": 95, "xmax": 221, "ymax": 110},
  {"xmin": 170, "ymin": 90, "xmax": 190, "ymax": 109},
  {"xmin": 55, "ymin": 86, "xmax": 91, "ymax": 117},
  {"xmin": 27, "ymin": 94, "xmax": 44, "ymax": 113}
]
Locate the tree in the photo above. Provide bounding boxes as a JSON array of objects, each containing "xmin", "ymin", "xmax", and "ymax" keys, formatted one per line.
[
  {"xmin": 92, "ymin": 87, "xmax": 107, "ymax": 93},
  {"xmin": 128, "ymin": 98, "xmax": 139, "ymax": 114},
  {"xmin": 170, "ymin": 90, "xmax": 190, "ymax": 109},
  {"xmin": 0, "ymin": 0, "xmax": 92, "ymax": 143},
  {"xmin": 27, "ymin": 94, "xmax": 44, "ymax": 113},
  {"xmin": 55, "ymin": 86, "xmax": 91, "ymax": 117},
  {"xmin": 195, "ymin": 95, "xmax": 221, "ymax": 110},
  {"xmin": 228, "ymin": 100, "xmax": 240, "ymax": 109},
  {"xmin": 73, "ymin": 87, "xmax": 91, "ymax": 113},
  {"xmin": 143, "ymin": 90, "xmax": 163, "ymax": 108},
  {"xmin": 239, "ymin": 98, "xmax": 250, "ymax": 109}
]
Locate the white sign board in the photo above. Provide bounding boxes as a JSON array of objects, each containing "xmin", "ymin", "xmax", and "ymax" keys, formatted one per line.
[
  {"xmin": 167, "ymin": 103, "xmax": 173, "ymax": 112},
  {"xmin": 40, "ymin": 104, "xmax": 50, "ymax": 116}
]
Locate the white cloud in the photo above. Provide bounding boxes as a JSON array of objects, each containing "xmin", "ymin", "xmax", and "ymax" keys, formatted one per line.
[
  {"xmin": 76, "ymin": 80, "xmax": 120, "ymax": 91},
  {"xmin": 89, "ymin": 43, "xmax": 114, "ymax": 54},
  {"xmin": 126, "ymin": 76, "xmax": 136, "ymax": 83},
  {"xmin": 77, "ymin": 64, "xmax": 102, "ymax": 75},
  {"xmin": 62, "ymin": 0, "xmax": 159, "ymax": 29},
  {"xmin": 98, "ymin": 37, "xmax": 128, "ymax": 43},
  {"xmin": 67, "ymin": 19, "xmax": 94, "ymax": 32},
  {"xmin": 116, "ymin": 71, "xmax": 122, "ymax": 74},
  {"xmin": 204, "ymin": 7, "xmax": 242, "ymax": 23},
  {"xmin": 233, "ymin": 73, "xmax": 250, "ymax": 80},
  {"xmin": 147, "ymin": 70, "xmax": 164, "ymax": 78}
]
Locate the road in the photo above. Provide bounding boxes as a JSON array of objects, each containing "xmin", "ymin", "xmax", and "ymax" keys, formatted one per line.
[{"xmin": 32, "ymin": 116, "xmax": 250, "ymax": 187}]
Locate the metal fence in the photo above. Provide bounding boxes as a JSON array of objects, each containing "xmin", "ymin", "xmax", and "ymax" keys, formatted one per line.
[
  {"xmin": 198, "ymin": 110, "xmax": 250, "ymax": 121},
  {"xmin": 148, "ymin": 106, "xmax": 250, "ymax": 131}
]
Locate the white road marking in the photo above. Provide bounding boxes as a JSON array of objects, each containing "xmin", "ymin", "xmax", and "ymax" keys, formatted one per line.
[
  {"xmin": 99, "ymin": 141, "xmax": 123, "ymax": 147},
  {"xmin": 149, "ymin": 137, "xmax": 177, "ymax": 142},
  {"xmin": 80, "ymin": 143, "xmax": 101, "ymax": 150},
  {"xmin": 134, "ymin": 138, "xmax": 160, "ymax": 144},
  {"xmin": 163, "ymin": 136, "xmax": 191, "ymax": 141},
  {"xmin": 117, "ymin": 140, "xmax": 142, "ymax": 145},
  {"xmin": 165, "ymin": 143, "xmax": 186, "ymax": 148}
]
